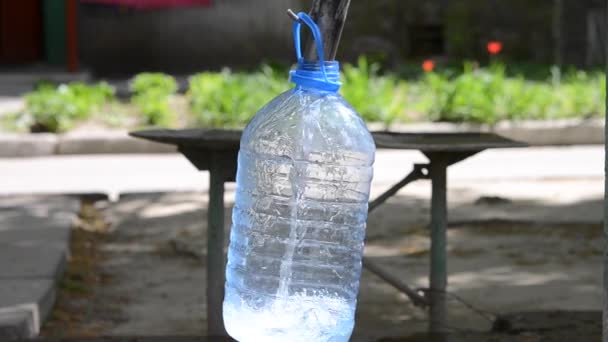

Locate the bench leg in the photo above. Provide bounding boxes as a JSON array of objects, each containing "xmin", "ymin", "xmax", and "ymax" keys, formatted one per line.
[
  {"xmin": 429, "ymin": 161, "xmax": 448, "ymax": 333},
  {"xmin": 207, "ymin": 166, "xmax": 227, "ymax": 336}
]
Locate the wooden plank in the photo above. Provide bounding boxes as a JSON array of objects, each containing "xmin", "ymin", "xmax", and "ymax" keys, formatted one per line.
[{"xmin": 305, "ymin": 0, "xmax": 351, "ymax": 60}]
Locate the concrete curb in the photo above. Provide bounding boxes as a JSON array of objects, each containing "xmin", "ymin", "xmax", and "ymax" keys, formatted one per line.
[
  {"xmin": 0, "ymin": 131, "xmax": 175, "ymax": 158},
  {"xmin": 0, "ymin": 119, "xmax": 603, "ymax": 157},
  {"xmin": 0, "ymin": 133, "xmax": 57, "ymax": 158},
  {"xmin": 57, "ymin": 131, "xmax": 176, "ymax": 155},
  {"xmin": 0, "ymin": 197, "xmax": 77, "ymax": 339}
]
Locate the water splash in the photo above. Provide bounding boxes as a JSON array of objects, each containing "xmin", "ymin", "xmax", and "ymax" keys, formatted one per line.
[{"xmin": 224, "ymin": 293, "xmax": 354, "ymax": 342}]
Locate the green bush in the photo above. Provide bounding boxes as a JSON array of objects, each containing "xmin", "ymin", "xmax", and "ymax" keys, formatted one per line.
[
  {"xmin": 14, "ymin": 60, "xmax": 606, "ymax": 134},
  {"xmin": 23, "ymin": 82, "xmax": 115, "ymax": 132},
  {"xmin": 189, "ymin": 60, "xmax": 409, "ymax": 128},
  {"xmin": 179, "ymin": 60, "xmax": 607, "ymax": 128},
  {"xmin": 188, "ymin": 66, "xmax": 288, "ymax": 127},
  {"xmin": 341, "ymin": 57, "xmax": 408, "ymax": 126},
  {"xmin": 130, "ymin": 72, "xmax": 178, "ymax": 96},
  {"xmin": 416, "ymin": 62, "xmax": 606, "ymax": 124},
  {"xmin": 132, "ymin": 89, "xmax": 175, "ymax": 127},
  {"xmin": 557, "ymin": 70, "xmax": 605, "ymax": 119},
  {"xmin": 130, "ymin": 73, "xmax": 178, "ymax": 127}
]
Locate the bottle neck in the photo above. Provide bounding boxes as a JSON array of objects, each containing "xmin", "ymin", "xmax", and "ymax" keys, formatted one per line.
[{"xmin": 289, "ymin": 60, "xmax": 341, "ymax": 93}]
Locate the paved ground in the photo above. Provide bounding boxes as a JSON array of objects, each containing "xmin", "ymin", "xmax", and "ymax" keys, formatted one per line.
[
  {"xmin": 0, "ymin": 146, "xmax": 603, "ymax": 199},
  {"xmin": 0, "ymin": 196, "xmax": 77, "ymax": 339},
  {"xmin": 0, "ymin": 146, "xmax": 603, "ymax": 340},
  {"xmin": 43, "ymin": 176, "xmax": 601, "ymax": 340}
]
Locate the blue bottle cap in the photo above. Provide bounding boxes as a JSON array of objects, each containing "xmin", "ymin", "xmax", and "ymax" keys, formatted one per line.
[{"xmin": 289, "ymin": 12, "xmax": 341, "ymax": 92}]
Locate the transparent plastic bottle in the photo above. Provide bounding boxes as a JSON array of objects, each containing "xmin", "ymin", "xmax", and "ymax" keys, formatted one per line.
[{"xmin": 223, "ymin": 12, "xmax": 375, "ymax": 342}]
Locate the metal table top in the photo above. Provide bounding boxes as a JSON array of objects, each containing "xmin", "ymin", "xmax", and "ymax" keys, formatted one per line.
[{"xmin": 130, "ymin": 129, "xmax": 526, "ymax": 152}]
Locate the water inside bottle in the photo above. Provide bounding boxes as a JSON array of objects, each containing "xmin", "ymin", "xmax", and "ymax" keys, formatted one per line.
[{"xmin": 223, "ymin": 89, "xmax": 374, "ymax": 342}]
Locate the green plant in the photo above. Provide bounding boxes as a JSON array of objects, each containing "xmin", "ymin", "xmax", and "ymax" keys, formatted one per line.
[
  {"xmin": 132, "ymin": 90, "xmax": 175, "ymax": 127},
  {"xmin": 186, "ymin": 61, "xmax": 605, "ymax": 128},
  {"xmin": 341, "ymin": 57, "xmax": 408, "ymax": 126},
  {"xmin": 23, "ymin": 82, "xmax": 115, "ymax": 132},
  {"xmin": 8, "ymin": 61, "xmax": 604, "ymax": 134},
  {"xmin": 130, "ymin": 72, "xmax": 178, "ymax": 96},
  {"xmin": 418, "ymin": 70, "xmax": 451, "ymax": 121},
  {"xmin": 598, "ymin": 72, "xmax": 606, "ymax": 117},
  {"xmin": 0, "ymin": 112, "xmax": 29, "ymax": 132},
  {"xmin": 130, "ymin": 73, "xmax": 178, "ymax": 127},
  {"xmin": 188, "ymin": 66, "xmax": 288, "ymax": 127},
  {"xmin": 432, "ymin": 63, "xmax": 510, "ymax": 123},
  {"xmin": 556, "ymin": 70, "xmax": 604, "ymax": 119},
  {"xmin": 413, "ymin": 62, "xmax": 607, "ymax": 124}
]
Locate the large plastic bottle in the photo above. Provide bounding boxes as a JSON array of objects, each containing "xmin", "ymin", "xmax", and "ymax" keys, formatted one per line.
[{"xmin": 223, "ymin": 12, "xmax": 375, "ymax": 342}]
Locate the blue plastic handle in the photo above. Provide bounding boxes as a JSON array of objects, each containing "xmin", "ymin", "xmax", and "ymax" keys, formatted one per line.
[{"xmin": 293, "ymin": 12, "xmax": 328, "ymax": 82}]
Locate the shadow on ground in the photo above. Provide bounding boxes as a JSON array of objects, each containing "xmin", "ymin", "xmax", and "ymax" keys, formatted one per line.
[{"xmin": 40, "ymin": 189, "xmax": 602, "ymax": 341}]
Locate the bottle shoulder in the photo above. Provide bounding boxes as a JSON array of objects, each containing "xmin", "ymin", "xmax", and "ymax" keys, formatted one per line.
[{"xmin": 240, "ymin": 89, "xmax": 375, "ymax": 165}]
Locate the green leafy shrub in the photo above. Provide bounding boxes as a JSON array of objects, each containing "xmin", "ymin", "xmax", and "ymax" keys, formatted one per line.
[
  {"xmin": 130, "ymin": 73, "xmax": 178, "ymax": 127},
  {"xmin": 130, "ymin": 73, "xmax": 178, "ymax": 96},
  {"xmin": 556, "ymin": 70, "xmax": 605, "ymax": 119},
  {"xmin": 15, "ymin": 60, "xmax": 605, "ymax": 134},
  {"xmin": 187, "ymin": 60, "xmax": 605, "ymax": 128},
  {"xmin": 418, "ymin": 63, "xmax": 509, "ymax": 123},
  {"xmin": 341, "ymin": 57, "xmax": 408, "ymax": 126},
  {"xmin": 416, "ymin": 63, "xmax": 606, "ymax": 124},
  {"xmin": 132, "ymin": 89, "xmax": 175, "ymax": 127},
  {"xmin": 189, "ymin": 60, "xmax": 409, "ymax": 128},
  {"xmin": 23, "ymin": 82, "xmax": 115, "ymax": 132},
  {"xmin": 188, "ymin": 66, "xmax": 288, "ymax": 127}
]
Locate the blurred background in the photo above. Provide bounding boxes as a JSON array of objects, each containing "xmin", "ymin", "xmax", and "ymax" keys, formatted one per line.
[
  {"xmin": 0, "ymin": 0, "xmax": 605, "ymax": 133},
  {"xmin": 2, "ymin": 0, "xmax": 605, "ymax": 72},
  {"xmin": 0, "ymin": 0, "xmax": 605, "ymax": 341}
]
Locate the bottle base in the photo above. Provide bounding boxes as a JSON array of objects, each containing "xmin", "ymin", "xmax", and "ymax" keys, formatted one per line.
[{"xmin": 223, "ymin": 291, "xmax": 354, "ymax": 342}]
